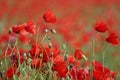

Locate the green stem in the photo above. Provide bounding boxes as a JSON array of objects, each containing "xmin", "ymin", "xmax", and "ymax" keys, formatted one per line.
[
  {"xmin": 42, "ymin": 33, "xmax": 47, "ymax": 44},
  {"xmin": 102, "ymin": 43, "xmax": 108, "ymax": 72},
  {"xmin": 92, "ymin": 32, "xmax": 97, "ymax": 70},
  {"xmin": 4, "ymin": 45, "xmax": 8, "ymax": 69}
]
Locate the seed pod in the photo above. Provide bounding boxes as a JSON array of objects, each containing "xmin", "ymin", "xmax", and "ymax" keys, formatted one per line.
[
  {"xmin": 47, "ymin": 36, "xmax": 51, "ymax": 40},
  {"xmin": 9, "ymin": 28, "xmax": 12, "ymax": 34},
  {"xmin": 50, "ymin": 29, "xmax": 56, "ymax": 34},
  {"xmin": 48, "ymin": 42, "xmax": 52, "ymax": 48},
  {"xmin": 45, "ymin": 29, "xmax": 48, "ymax": 33}
]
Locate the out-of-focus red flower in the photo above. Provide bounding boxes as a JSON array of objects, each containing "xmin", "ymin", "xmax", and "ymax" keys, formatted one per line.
[
  {"xmin": 74, "ymin": 49, "xmax": 84, "ymax": 60},
  {"xmin": 31, "ymin": 58, "xmax": 40, "ymax": 69},
  {"xmin": 0, "ymin": 47, "xmax": 17, "ymax": 58},
  {"xmin": 11, "ymin": 54, "xmax": 24, "ymax": 66},
  {"xmin": 70, "ymin": 68, "xmax": 89, "ymax": 80},
  {"xmin": 49, "ymin": 47, "xmax": 60, "ymax": 58},
  {"xmin": 43, "ymin": 10, "xmax": 56, "ymax": 23},
  {"xmin": 0, "ymin": 33, "xmax": 9, "ymax": 43},
  {"xmin": 95, "ymin": 21, "xmax": 108, "ymax": 33},
  {"xmin": 29, "ymin": 45, "xmax": 40, "ymax": 57},
  {"xmin": 39, "ymin": 47, "xmax": 50, "ymax": 63},
  {"xmin": 92, "ymin": 61, "xmax": 117, "ymax": 80},
  {"xmin": 52, "ymin": 55, "xmax": 67, "ymax": 78},
  {"xmin": 19, "ymin": 34, "xmax": 31, "ymax": 44},
  {"xmin": 24, "ymin": 20, "xmax": 36, "ymax": 34},
  {"xmin": 12, "ymin": 20, "xmax": 36, "ymax": 35},
  {"xmin": 106, "ymin": 33, "xmax": 119, "ymax": 46},
  {"xmin": 5, "ymin": 67, "xmax": 17, "ymax": 78},
  {"xmin": 67, "ymin": 54, "xmax": 75, "ymax": 65},
  {"xmin": 12, "ymin": 24, "xmax": 25, "ymax": 34}
]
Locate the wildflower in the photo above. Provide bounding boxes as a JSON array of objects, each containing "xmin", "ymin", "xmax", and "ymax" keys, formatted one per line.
[
  {"xmin": 43, "ymin": 10, "xmax": 56, "ymax": 23},
  {"xmin": 12, "ymin": 24, "xmax": 24, "ymax": 34},
  {"xmin": 92, "ymin": 61, "xmax": 117, "ymax": 80},
  {"xmin": 24, "ymin": 20, "xmax": 36, "ymax": 34},
  {"xmin": 49, "ymin": 47, "xmax": 60, "ymax": 58},
  {"xmin": 95, "ymin": 21, "xmax": 108, "ymax": 33},
  {"xmin": 52, "ymin": 55, "xmax": 67, "ymax": 78},
  {"xmin": 39, "ymin": 47, "xmax": 50, "ymax": 63},
  {"xmin": 106, "ymin": 33, "xmax": 119, "ymax": 46},
  {"xmin": 67, "ymin": 54, "xmax": 75, "ymax": 65},
  {"xmin": 74, "ymin": 49, "xmax": 84, "ymax": 60},
  {"xmin": 70, "ymin": 68, "xmax": 89, "ymax": 80},
  {"xmin": 29, "ymin": 45, "xmax": 40, "ymax": 57},
  {"xmin": 5, "ymin": 67, "xmax": 17, "ymax": 78},
  {"xmin": 31, "ymin": 58, "xmax": 40, "ymax": 69}
]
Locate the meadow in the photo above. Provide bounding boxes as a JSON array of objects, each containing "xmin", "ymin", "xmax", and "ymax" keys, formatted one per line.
[{"xmin": 0, "ymin": 0, "xmax": 120, "ymax": 80}]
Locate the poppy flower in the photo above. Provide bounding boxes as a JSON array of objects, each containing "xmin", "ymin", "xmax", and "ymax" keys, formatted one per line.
[
  {"xmin": 0, "ymin": 33, "xmax": 9, "ymax": 43},
  {"xmin": 18, "ymin": 34, "xmax": 31, "ymax": 44},
  {"xmin": 67, "ymin": 54, "xmax": 75, "ymax": 65},
  {"xmin": 24, "ymin": 20, "xmax": 36, "ymax": 34},
  {"xmin": 31, "ymin": 58, "xmax": 40, "ymax": 69},
  {"xmin": 43, "ymin": 10, "xmax": 56, "ymax": 23},
  {"xmin": 5, "ymin": 67, "xmax": 17, "ymax": 78},
  {"xmin": 105, "ymin": 33, "xmax": 119, "ymax": 46},
  {"xmin": 39, "ymin": 47, "xmax": 50, "ymax": 63},
  {"xmin": 29, "ymin": 45, "xmax": 40, "ymax": 57},
  {"xmin": 70, "ymin": 68, "xmax": 89, "ymax": 80},
  {"xmin": 12, "ymin": 24, "xmax": 24, "ymax": 34},
  {"xmin": 52, "ymin": 55, "xmax": 67, "ymax": 78},
  {"xmin": 92, "ymin": 61, "xmax": 117, "ymax": 80},
  {"xmin": 95, "ymin": 21, "xmax": 108, "ymax": 33},
  {"xmin": 74, "ymin": 49, "xmax": 84, "ymax": 60},
  {"xmin": 49, "ymin": 47, "xmax": 60, "ymax": 58}
]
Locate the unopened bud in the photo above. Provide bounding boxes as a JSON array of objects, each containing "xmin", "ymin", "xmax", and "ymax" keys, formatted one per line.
[
  {"xmin": 82, "ymin": 54, "xmax": 88, "ymax": 61},
  {"xmin": 48, "ymin": 42, "xmax": 52, "ymax": 48},
  {"xmin": 50, "ymin": 29, "xmax": 56, "ymax": 34},
  {"xmin": 47, "ymin": 36, "xmax": 51, "ymax": 40},
  {"xmin": 9, "ymin": 28, "xmax": 12, "ymax": 34},
  {"xmin": 45, "ymin": 29, "xmax": 48, "ymax": 33}
]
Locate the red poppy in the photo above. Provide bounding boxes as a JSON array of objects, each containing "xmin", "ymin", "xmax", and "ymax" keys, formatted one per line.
[
  {"xmin": 52, "ymin": 55, "xmax": 67, "ymax": 78},
  {"xmin": 5, "ymin": 67, "xmax": 17, "ymax": 78},
  {"xmin": 70, "ymin": 68, "xmax": 89, "ymax": 80},
  {"xmin": 105, "ymin": 33, "xmax": 119, "ymax": 46},
  {"xmin": 40, "ymin": 47, "xmax": 51, "ymax": 63},
  {"xmin": 24, "ymin": 20, "xmax": 36, "ymax": 34},
  {"xmin": 18, "ymin": 34, "xmax": 31, "ymax": 44},
  {"xmin": 43, "ymin": 10, "xmax": 56, "ymax": 23},
  {"xmin": 31, "ymin": 58, "xmax": 40, "ymax": 69},
  {"xmin": 0, "ymin": 33, "xmax": 9, "ymax": 43},
  {"xmin": 67, "ymin": 54, "xmax": 75, "ymax": 65},
  {"xmin": 49, "ymin": 47, "xmax": 60, "ymax": 58},
  {"xmin": 12, "ymin": 24, "xmax": 24, "ymax": 34},
  {"xmin": 95, "ymin": 21, "xmax": 108, "ymax": 33},
  {"xmin": 92, "ymin": 61, "xmax": 117, "ymax": 80},
  {"xmin": 19, "ymin": 55, "xmax": 24, "ymax": 64},
  {"xmin": 29, "ymin": 45, "xmax": 40, "ymax": 57},
  {"xmin": 74, "ymin": 49, "xmax": 84, "ymax": 60}
]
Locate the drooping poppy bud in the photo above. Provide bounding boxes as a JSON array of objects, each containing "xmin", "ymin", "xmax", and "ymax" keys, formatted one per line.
[{"xmin": 43, "ymin": 10, "xmax": 56, "ymax": 23}]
